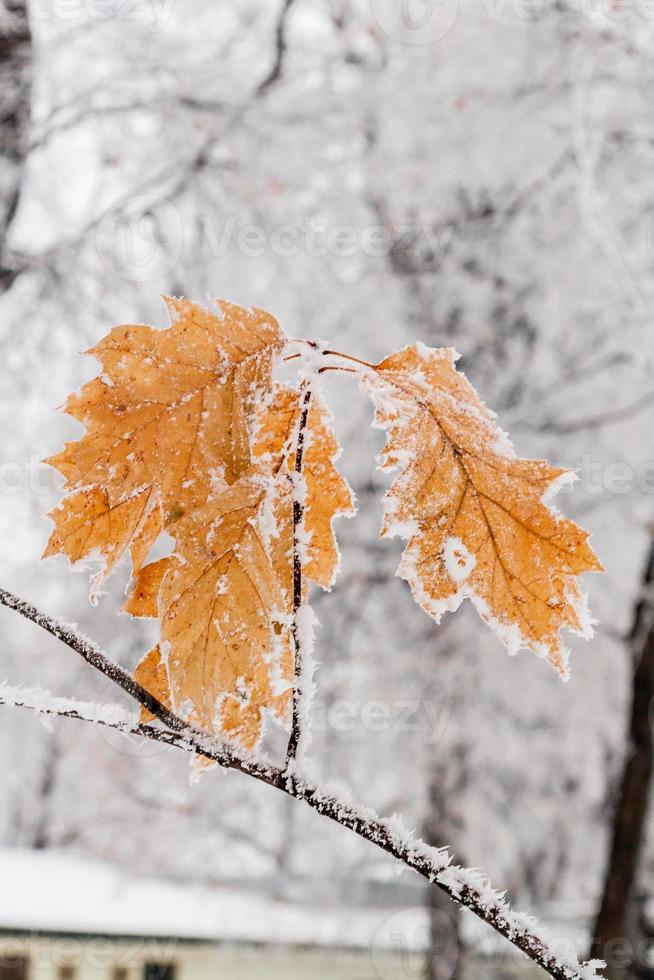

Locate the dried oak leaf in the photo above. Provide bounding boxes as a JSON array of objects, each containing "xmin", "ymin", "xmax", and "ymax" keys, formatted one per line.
[
  {"xmin": 126, "ymin": 384, "xmax": 353, "ymax": 748},
  {"xmin": 151, "ymin": 472, "xmax": 294, "ymax": 748},
  {"xmin": 43, "ymin": 297, "xmax": 285, "ymax": 580},
  {"xmin": 363, "ymin": 344, "xmax": 603, "ymax": 676}
]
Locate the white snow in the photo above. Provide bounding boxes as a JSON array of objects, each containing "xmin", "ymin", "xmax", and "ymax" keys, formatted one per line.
[
  {"xmin": 442, "ymin": 536, "xmax": 477, "ymax": 585},
  {"xmin": 290, "ymin": 604, "xmax": 319, "ymax": 766},
  {"xmin": 0, "ymin": 682, "xmax": 132, "ymax": 727}
]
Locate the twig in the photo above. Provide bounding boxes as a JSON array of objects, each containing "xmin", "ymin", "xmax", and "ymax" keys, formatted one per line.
[
  {"xmin": 256, "ymin": 0, "xmax": 297, "ymax": 96},
  {"xmin": 0, "ymin": 682, "xmax": 188, "ymax": 751},
  {"xmin": 285, "ymin": 382, "xmax": 312, "ymax": 770},
  {"xmin": 0, "ymin": 586, "xmax": 603, "ymax": 980},
  {"xmin": 0, "ymin": 589, "xmax": 197, "ymax": 734},
  {"xmin": 516, "ymin": 388, "xmax": 654, "ymax": 435},
  {"xmin": 0, "ymin": 588, "xmax": 276, "ymax": 785}
]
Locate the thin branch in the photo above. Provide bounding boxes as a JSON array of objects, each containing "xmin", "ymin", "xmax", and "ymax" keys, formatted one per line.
[
  {"xmin": 29, "ymin": 96, "xmax": 228, "ymax": 152},
  {"xmin": 0, "ymin": 681, "xmax": 131, "ymax": 726},
  {"xmin": 0, "ymin": 684, "xmax": 197, "ymax": 754},
  {"xmin": 0, "ymin": 588, "xmax": 196, "ymax": 733},
  {"xmin": 318, "ymin": 365, "xmax": 359, "ymax": 376},
  {"xmin": 0, "ymin": 588, "xmax": 604, "ymax": 980},
  {"xmin": 287, "ymin": 338, "xmax": 319, "ymax": 348},
  {"xmin": 0, "ymin": 588, "xmax": 277, "ymax": 785},
  {"xmin": 256, "ymin": 0, "xmax": 297, "ymax": 96},
  {"xmin": 285, "ymin": 382, "xmax": 313, "ymax": 770},
  {"xmin": 516, "ymin": 388, "xmax": 654, "ymax": 435}
]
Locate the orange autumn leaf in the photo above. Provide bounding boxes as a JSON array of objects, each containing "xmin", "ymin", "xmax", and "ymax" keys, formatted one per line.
[
  {"xmin": 43, "ymin": 294, "xmax": 604, "ymax": 756},
  {"xmin": 44, "ymin": 297, "xmax": 285, "ymax": 580},
  {"xmin": 133, "ymin": 644, "xmax": 171, "ymax": 724},
  {"xmin": 43, "ymin": 486, "xmax": 153, "ymax": 576},
  {"xmin": 363, "ymin": 344, "xmax": 603, "ymax": 676},
  {"xmin": 126, "ymin": 385, "xmax": 353, "ymax": 749},
  {"xmin": 123, "ymin": 558, "xmax": 169, "ymax": 618},
  {"xmin": 254, "ymin": 384, "xmax": 356, "ymax": 589},
  {"xmin": 153, "ymin": 472, "xmax": 294, "ymax": 748}
]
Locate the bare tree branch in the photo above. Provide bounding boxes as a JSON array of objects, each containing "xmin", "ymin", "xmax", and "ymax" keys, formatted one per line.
[
  {"xmin": 257, "ymin": 0, "xmax": 297, "ymax": 96},
  {"xmin": 0, "ymin": 681, "xmax": 191, "ymax": 752},
  {"xmin": 516, "ymin": 389, "xmax": 654, "ymax": 435}
]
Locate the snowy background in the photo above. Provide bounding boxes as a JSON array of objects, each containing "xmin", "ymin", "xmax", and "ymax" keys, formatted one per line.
[{"xmin": 0, "ymin": 0, "xmax": 653, "ymax": 974}]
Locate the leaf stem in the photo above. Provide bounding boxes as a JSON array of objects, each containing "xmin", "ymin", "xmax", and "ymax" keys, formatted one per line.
[
  {"xmin": 321, "ymin": 349, "xmax": 375, "ymax": 369},
  {"xmin": 285, "ymin": 342, "xmax": 375, "ymax": 374},
  {"xmin": 286, "ymin": 337, "xmax": 319, "ymax": 349},
  {"xmin": 317, "ymin": 365, "xmax": 359, "ymax": 376}
]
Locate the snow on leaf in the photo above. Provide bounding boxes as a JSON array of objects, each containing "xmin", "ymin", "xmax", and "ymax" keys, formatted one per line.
[
  {"xmin": 43, "ymin": 486, "xmax": 154, "ymax": 574},
  {"xmin": 363, "ymin": 344, "xmax": 603, "ymax": 675},
  {"xmin": 254, "ymin": 384, "xmax": 356, "ymax": 589},
  {"xmin": 125, "ymin": 384, "xmax": 352, "ymax": 750},
  {"xmin": 43, "ymin": 297, "xmax": 285, "ymax": 580},
  {"xmin": 153, "ymin": 469, "xmax": 295, "ymax": 749}
]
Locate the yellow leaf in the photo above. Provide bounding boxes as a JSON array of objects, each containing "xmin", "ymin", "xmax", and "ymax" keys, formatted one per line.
[
  {"xmin": 44, "ymin": 297, "xmax": 285, "ymax": 579},
  {"xmin": 364, "ymin": 344, "xmax": 603, "ymax": 676}
]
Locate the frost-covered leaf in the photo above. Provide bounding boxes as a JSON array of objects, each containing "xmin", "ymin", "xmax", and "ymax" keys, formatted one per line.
[
  {"xmin": 255, "ymin": 384, "xmax": 356, "ymax": 589},
  {"xmin": 363, "ymin": 344, "xmax": 603, "ymax": 676},
  {"xmin": 140, "ymin": 468, "xmax": 293, "ymax": 748},
  {"xmin": 133, "ymin": 644, "xmax": 170, "ymax": 723},
  {"xmin": 43, "ymin": 295, "xmax": 600, "ymax": 753},
  {"xmin": 44, "ymin": 297, "xmax": 285, "ymax": 580},
  {"xmin": 123, "ymin": 558, "xmax": 169, "ymax": 618},
  {"xmin": 126, "ymin": 384, "xmax": 352, "ymax": 749}
]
